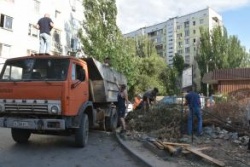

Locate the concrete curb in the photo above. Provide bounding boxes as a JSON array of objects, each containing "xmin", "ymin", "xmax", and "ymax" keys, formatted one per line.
[{"xmin": 115, "ymin": 132, "xmax": 153, "ymax": 167}]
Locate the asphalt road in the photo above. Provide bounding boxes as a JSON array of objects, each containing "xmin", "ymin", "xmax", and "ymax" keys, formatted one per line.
[{"xmin": 0, "ymin": 128, "xmax": 143, "ymax": 167}]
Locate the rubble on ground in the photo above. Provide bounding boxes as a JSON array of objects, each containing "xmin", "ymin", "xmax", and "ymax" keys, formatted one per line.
[{"xmin": 125, "ymin": 98, "xmax": 250, "ymax": 167}]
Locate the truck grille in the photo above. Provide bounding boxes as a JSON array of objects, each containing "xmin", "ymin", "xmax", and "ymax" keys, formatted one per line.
[{"xmin": 5, "ymin": 104, "xmax": 48, "ymax": 113}]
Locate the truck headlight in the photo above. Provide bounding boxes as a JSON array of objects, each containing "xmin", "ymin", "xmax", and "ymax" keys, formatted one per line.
[{"xmin": 51, "ymin": 106, "xmax": 59, "ymax": 114}]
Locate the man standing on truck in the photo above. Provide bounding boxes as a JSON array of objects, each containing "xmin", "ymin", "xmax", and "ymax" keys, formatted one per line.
[{"xmin": 36, "ymin": 13, "xmax": 54, "ymax": 54}]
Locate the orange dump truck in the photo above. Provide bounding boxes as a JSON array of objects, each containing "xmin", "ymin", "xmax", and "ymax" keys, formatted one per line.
[{"xmin": 0, "ymin": 54, "xmax": 127, "ymax": 147}]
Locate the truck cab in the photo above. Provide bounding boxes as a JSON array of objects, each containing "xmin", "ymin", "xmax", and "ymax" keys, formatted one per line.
[{"xmin": 0, "ymin": 54, "xmax": 127, "ymax": 147}]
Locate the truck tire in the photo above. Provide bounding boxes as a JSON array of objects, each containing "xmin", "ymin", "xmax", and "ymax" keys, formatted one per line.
[
  {"xmin": 105, "ymin": 108, "xmax": 118, "ymax": 132},
  {"xmin": 11, "ymin": 128, "xmax": 31, "ymax": 143},
  {"xmin": 75, "ymin": 113, "xmax": 89, "ymax": 148}
]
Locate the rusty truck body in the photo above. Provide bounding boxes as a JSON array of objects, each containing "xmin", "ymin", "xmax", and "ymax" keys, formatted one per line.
[{"xmin": 0, "ymin": 54, "xmax": 127, "ymax": 147}]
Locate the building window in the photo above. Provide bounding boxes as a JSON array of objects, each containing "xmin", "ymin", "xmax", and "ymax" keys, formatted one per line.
[
  {"xmin": 193, "ymin": 38, "xmax": 196, "ymax": 44},
  {"xmin": 193, "ymin": 21, "xmax": 196, "ymax": 26},
  {"xmin": 52, "ymin": 29, "xmax": 62, "ymax": 53},
  {"xmin": 53, "ymin": 30, "xmax": 61, "ymax": 43},
  {"xmin": 193, "ymin": 29, "xmax": 196, "ymax": 34},
  {"xmin": 0, "ymin": 43, "xmax": 11, "ymax": 57},
  {"xmin": 185, "ymin": 39, "xmax": 189, "ymax": 44},
  {"xmin": 157, "ymin": 29, "xmax": 163, "ymax": 35},
  {"xmin": 33, "ymin": 0, "xmax": 40, "ymax": 13},
  {"xmin": 185, "ymin": 55, "xmax": 190, "ymax": 64},
  {"xmin": 212, "ymin": 17, "xmax": 219, "ymax": 23},
  {"xmin": 178, "ymin": 49, "xmax": 183, "ymax": 54},
  {"xmin": 148, "ymin": 31, "xmax": 157, "ymax": 37},
  {"xmin": 178, "ymin": 42, "xmax": 182, "ymax": 47},
  {"xmin": 185, "ymin": 30, "xmax": 189, "ymax": 37},
  {"xmin": 185, "ymin": 47, "xmax": 190, "ymax": 53},
  {"xmin": 184, "ymin": 21, "xmax": 189, "ymax": 28},
  {"xmin": 177, "ymin": 25, "xmax": 181, "ymax": 29},
  {"xmin": 55, "ymin": 10, "xmax": 61, "ymax": 19},
  {"xmin": 0, "ymin": 14, "xmax": 13, "ymax": 30},
  {"xmin": 28, "ymin": 24, "xmax": 38, "ymax": 37},
  {"xmin": 155, "ymin": 44, "xmax": 163, "ymax": 50},
  {"xmin": 200, "ymin": 19, "xmax": 204, "ymax": 24},
  {"xmin": 177, "ymin": 33, "xmax": 182, "ymax": 39}
]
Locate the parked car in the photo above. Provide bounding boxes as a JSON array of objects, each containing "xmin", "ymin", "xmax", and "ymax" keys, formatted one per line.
[
  {"xmin": 125, "ymin": 102, "xmax": 133, "ymax": 117},
  {"xmin": 158, "ymin": 96, "xmax": 176, "ymax": 104}
]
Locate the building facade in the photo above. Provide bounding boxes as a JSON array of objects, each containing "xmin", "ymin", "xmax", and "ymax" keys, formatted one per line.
[
  {"xmin": 0, "ymin": 0, "xmax": 84, "ymax": 69},
  {"xmin": 124, "ymin": 7, "xmax": 223, "ymax": 66}
]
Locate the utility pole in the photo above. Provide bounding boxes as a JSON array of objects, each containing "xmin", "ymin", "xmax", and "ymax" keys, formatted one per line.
[
  {"xmin": 206, "ymin": 63, "xmax": 209, "ymax": 96},
  {"xmin": 206, "ymin": 59, "xmax": 213, "ymax": 97}
]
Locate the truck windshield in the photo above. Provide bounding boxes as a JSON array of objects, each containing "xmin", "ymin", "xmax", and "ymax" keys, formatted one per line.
[{"xmin": 0, "ymin": 58, "xmax": 69, "ymax": 81}]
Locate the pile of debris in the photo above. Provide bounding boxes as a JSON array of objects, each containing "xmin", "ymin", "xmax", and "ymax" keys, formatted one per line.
[
  {"xmin": 126, "ymin": 104, "xmax": 183, "ymax": 139},
  {"xmin": 126, "ymin": 100, "xmax": 249, "ymax": 139},
  {"xmin": 125, "ymin": 100, "xmax": 250, "ymax": 167}
]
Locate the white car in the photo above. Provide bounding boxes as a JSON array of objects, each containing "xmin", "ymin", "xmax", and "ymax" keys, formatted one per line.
[{"xmin": 125, "ymin": 102, "xmax": 133, "ymax": 117}]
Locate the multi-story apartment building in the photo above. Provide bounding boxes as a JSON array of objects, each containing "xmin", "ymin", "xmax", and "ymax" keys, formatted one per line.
[
  {"xmin": 0, "ymin": 0, "xmax": 84, "ymax": 69},
  {"xmin": 124, "ymin": 7, "xmax": 223, "ymax": 66}
]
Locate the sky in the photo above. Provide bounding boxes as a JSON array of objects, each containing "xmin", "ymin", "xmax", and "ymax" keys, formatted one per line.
[{"xmin": 116, "ymin": 0, "xmax": 250, "ymax": 51}]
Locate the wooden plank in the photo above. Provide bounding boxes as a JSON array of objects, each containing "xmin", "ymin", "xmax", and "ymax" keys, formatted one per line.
[
  {"xmin": 182, "ymin": 147, "xmax": 211, "ymax": 154},
  {"xmin": 162, "ymin": 142, "xmax": 190, "ymax": 147},
  {"xmin": 195, "ymin": 147, "xmax": 211, "ymax": 151},
  {"xmin": 152, "ymin": 141, "xmax": 165, "ymax": 150},
  {"xmin": 186, "ymin": 147, "xmax": 225, "ymax": 167}
]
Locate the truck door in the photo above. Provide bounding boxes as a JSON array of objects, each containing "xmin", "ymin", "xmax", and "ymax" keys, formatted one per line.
[{"xmin": 68, "ymin": 62, "xmax": 88, "ymax": 115}]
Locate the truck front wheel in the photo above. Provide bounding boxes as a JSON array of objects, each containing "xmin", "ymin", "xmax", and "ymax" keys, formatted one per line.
[
  {"xmin": 11, "ymin": 128, "xmax": 31, "ymax": 143},
  {"xmin": 75, "ymin": 113, "xmax": 89, "ymax": 148}
]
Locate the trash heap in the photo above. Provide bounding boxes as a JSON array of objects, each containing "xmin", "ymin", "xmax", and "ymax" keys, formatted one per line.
[
  {"xmin": 126, "ymin": 99, "xmax": 250, "ymax": 140},
  {"xmin": 126, "ymin": 104, "xmax": 185, "ymax": 139}
]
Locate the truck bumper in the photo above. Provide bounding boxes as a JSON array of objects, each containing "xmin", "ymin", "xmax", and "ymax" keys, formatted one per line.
[{"xmin": 0, "ymin": 117, "xmax": 66, "ymax": 130}]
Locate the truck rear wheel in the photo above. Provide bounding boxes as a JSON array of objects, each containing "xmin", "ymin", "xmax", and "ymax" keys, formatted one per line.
[
  {"xmin": 105, "ymin": 108, "xmax": 118, "ymax": 132},
  {"xmin": 11, "ymin": 128, "xmax": 31, "ymax": 143},
  {"xmin": 75, "ymin": 113, "xmax": 89, "ymax": 148}
]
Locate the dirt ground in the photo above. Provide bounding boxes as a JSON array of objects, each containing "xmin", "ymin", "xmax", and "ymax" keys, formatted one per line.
[{"xmin": 125, "ymin": 99, "xmax": 250, "ymax": 167}]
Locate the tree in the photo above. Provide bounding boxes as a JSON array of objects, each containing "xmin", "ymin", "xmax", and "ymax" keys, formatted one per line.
[
  {"xmin": 197, "ymin": 26, "xmax": 250, "ymax": 94},
  {"xmin": 79, "ymin": 0, "xmax": 172, "ymax": 97},
  {"xmin": 79, "ymin": 0, "xmax": 119, "ymax": 61},
  {"xmin": 173, "ymin": 53, "xmax": 184, "ymax": 77},
  {"xmin": 79, "ymin": 0, "xmax": 140, "ymax": 92},
  {"xmin": 198, "ymin": 26, "xmax": 248, "ymax": 74},
  {"xmin": 130, "ymin": 37, "xmax": 169, "ymax": 96}
]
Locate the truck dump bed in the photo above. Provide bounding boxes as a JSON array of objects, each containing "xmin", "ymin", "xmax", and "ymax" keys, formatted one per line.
[{"xmin": 82, "ymin": 57, "xmax": 127, "ymax": 103}]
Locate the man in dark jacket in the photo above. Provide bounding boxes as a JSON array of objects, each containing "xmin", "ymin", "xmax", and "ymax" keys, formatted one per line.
[{"xmin": 185, "ymin": 90, "xmax": 202, "ymax": 136}]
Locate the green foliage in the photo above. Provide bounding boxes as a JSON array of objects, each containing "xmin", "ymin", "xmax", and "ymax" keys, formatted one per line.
[
  {"xmin": 79, "ymin": 0, "xmax": 173, "ymax": 98},
  {"xmin": 79, "ymin": 0, "xmax": 119, "ymax": 61},
  {"xmin": 167, "ymin": 68, "xmax": 181, "ymax": 95},
  {"xmin": 131, "ymin": 46, "xmax": 169, "ymax": 96},
  {"xmin": 197, "ymin": 26, "xmax": 250, "ymax": 94},
  {"xmin": 173, "ymin": 53, "xmax": 184, "ymax": 77}
]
